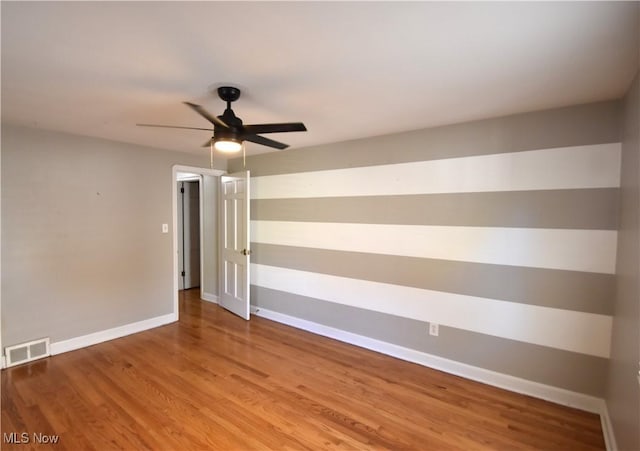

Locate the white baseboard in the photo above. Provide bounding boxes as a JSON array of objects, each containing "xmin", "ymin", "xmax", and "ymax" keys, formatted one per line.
[
  {"xmin": 254, "ymin": 306, "xmax": 605, "ymax": 414},
  {"xmin": 600, "ymin": 402, "xmax": 618, "ymax": 451},
  {"xmin": 50, "ymin": 313, "xmax": 176, "ymax": 356},
  {"xmin": 201, "ymin": 292, "xmax": 219, "ymax": 304}
]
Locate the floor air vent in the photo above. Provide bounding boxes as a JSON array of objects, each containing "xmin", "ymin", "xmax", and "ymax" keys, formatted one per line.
[{"xmin": 5, "ymin": 338, "xmax": 50, "ymax": 368}]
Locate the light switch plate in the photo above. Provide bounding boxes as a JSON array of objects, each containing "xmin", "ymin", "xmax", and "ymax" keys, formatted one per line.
[{"xmin": 162, "ymin": 224, "xmax": 169, "ymax": 233}]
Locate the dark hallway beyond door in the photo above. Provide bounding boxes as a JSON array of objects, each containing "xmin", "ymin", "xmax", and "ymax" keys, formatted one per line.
[{"xmin": 178, "ymin": 180, "xmax": 200, "ymax": 290}]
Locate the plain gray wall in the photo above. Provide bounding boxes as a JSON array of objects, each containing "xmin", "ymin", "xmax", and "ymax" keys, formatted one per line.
[
  {"xmin": 0, "ymin": 124, "xmax": 223, "ymax": 346},
  {"xmin": 606, "ymin": 72, "xmax": 640, "ymax": 451}
]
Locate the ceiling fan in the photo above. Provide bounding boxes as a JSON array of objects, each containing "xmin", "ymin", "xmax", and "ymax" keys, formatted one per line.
[{"xmin": 137, "ymin": 86, "xmax": 307, "ymax": 152}]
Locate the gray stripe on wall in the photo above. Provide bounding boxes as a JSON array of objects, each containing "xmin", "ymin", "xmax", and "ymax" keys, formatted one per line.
[
  {"xmin": 231, "ymin": 100, "xmax": 621, "ymax": 176},
  {"xmin": 252, "ymin": 188, "xmax": 619, "ymax": 230},
  {"xmin": 251, "ymin": 243, "xmax": 613, "ymax": 315},
  {"xmin": 251, "ymin": 285, "xmax": 608, "ymax": 396}
]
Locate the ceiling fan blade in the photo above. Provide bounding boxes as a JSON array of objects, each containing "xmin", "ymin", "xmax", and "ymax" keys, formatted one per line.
[
  {"xmin": 243, "ymin": 134, "xmax": 289, "ymax": 150},
  {"xmin": 183, "ymin": 102, "xmax": 229, "ymax": 128},
  {"xmin": 201, "ymin": 137, "xmax": 214, "ymax": 148},
  {"xmin": 243, "ymin": 122, "xmax": 307, "ymax": 134},
  {"xmin": 137, "ymin": 123, "xmax": 213, "ymax": 131}
]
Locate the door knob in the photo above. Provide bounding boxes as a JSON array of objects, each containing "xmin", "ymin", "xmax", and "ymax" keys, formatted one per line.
[{"xmin": 241, "ymin": 249, "xmax": 252, "ymax": 256}]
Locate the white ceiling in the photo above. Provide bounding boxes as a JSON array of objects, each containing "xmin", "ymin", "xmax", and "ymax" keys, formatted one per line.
[{"xmin": 2, "ymin": 2, "xmax": 638, "ymax": 158}]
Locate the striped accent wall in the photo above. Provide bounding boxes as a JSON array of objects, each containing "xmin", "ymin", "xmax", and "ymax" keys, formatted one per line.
[{"xmin": 230, "ymin": 101, "xmax": 621, "ymax": 397}]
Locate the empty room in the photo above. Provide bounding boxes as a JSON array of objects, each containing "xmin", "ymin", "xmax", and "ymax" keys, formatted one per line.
[{"xmin": 1, "ymin": 2, "xmax": 639, "ymax": 450}]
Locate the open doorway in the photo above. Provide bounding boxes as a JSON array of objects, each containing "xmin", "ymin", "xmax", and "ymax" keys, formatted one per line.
[
  {"xmin": 177, "ymin": 178, "xmax": 200, "ymax": 291},
  {"xmin": 172, "ymin": 166, "xmax": 225, "ymax": 320}
]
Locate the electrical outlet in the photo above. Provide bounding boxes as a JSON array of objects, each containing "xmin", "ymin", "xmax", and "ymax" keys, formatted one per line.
[
  {"xmin": 429, "ymin": 323, "xmax": 439, "ymax": 336},
  {"xmin": 162, "ymin": 224, "xmax": 169, "ymax": 233}
]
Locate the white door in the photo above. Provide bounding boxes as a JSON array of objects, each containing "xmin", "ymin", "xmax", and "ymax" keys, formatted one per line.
[{"xmin": 219, "ymin": 171, "xmax": 250, "ymax": 320}]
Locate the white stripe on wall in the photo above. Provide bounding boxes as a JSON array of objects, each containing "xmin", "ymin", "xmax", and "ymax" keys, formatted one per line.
[
  {"xmin": 251, "ymin": 221, "xmax": 618, "ymax": 274},
  {"xmin": 251, "ymin": 144, "xmax": 621, "ymax": 200},
  {"xmin": 251, "ymin": 263, "xmax": 612, "ymax": 358}
]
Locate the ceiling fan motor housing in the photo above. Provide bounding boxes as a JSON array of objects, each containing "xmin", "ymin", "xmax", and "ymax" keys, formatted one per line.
[
  {"xmin": 214, "ymin": 128, "xmax": 241, "ymax": 143},
  {"xmin": 218, "ymin": 107, "xmax": 243, "ymax": 129}
]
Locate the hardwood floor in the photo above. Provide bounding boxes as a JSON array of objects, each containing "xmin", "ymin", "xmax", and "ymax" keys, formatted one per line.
[{"xmin": 2, "ymin": 289, "xmax": 605, "ymax": 450}]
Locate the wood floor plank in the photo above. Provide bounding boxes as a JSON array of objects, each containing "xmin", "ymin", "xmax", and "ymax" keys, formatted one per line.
[{"xmin": 1, "ymin": 289, "xmax": 605, "ymax": 450}]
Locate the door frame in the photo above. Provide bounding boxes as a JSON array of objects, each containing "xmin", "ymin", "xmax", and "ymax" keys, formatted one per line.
[{"xmin": 171, "ymin": 165, "xmax": 225, "ymax": 320}]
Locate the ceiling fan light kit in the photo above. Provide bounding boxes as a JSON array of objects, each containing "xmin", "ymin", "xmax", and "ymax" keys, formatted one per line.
[
  {"xmin": 137, "ymin": 86, "xmax": 307, "ymax": 154},
  {"xmin": 214, "ymin": 138, "xmax": 242, "ymax": 153}
]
